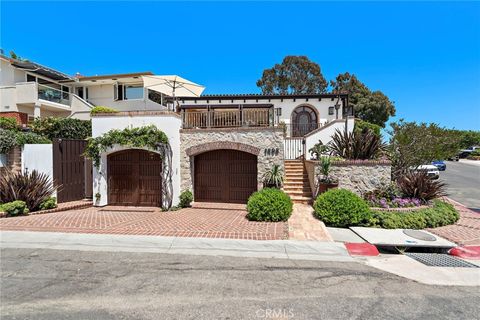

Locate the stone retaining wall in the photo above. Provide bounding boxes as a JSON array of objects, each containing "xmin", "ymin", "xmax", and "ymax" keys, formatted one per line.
[
  {"xmin": 305, "ymin": 160, "xmax": 392, "ymax": 197},
  {"xmin": 180, "ymin": 127, "xmax": 284, "ymax": 191}
]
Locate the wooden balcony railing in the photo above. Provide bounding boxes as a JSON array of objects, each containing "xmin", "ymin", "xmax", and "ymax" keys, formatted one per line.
[{"xmin": 182, "ymin": 108, "xmax": 272, "ymax": 129}]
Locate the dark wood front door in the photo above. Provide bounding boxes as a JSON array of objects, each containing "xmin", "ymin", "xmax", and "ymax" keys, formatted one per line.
[
  {"xmin": 108, "ymin": 150, "xmax": 162, "ymax": 206},
  {"xmin": 194, "ymin": 150, "xmax": 257, "ymax": 203}
]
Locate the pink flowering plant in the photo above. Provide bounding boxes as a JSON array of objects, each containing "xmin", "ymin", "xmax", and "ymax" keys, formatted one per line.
[{"xmin": 364, "ymin": 183, "xmax": 426, "ymax": 209}]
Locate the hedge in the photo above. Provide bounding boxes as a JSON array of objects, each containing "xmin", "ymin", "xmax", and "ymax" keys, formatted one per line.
[
  {"xmin": 31, "ymin": 117, "xmax": 91, "ymax": 140},
  {"xmin": 313, "ymin": 189, "xmax": 372, "ymax": 227},
  {"xmin": 371, "ymin": 200, "xmax": 459, "ymax": 229}
]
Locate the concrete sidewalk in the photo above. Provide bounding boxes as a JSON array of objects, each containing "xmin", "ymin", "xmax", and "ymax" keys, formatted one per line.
[{"xmin": 0, "ymin": 231, "xmax": 353, "ymax": 262}]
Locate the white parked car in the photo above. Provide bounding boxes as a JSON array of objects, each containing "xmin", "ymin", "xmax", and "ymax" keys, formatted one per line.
[{"xmin": 412, "ymin": 165, "xmax": 440, "ymax": 179}]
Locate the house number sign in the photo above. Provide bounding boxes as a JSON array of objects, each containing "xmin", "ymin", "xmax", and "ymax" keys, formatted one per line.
[{"xmin": 264, "ymin": 148, "xmax": 279, "ymax": 156}]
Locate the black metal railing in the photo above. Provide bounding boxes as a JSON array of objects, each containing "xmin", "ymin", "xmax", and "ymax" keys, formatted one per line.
[{"xmin": 289, "ymin": 122, "xmax": 320, "ymax": 137}]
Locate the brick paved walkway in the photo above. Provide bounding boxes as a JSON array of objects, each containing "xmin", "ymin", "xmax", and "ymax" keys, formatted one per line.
[
  {"xmin": 0, "ymin": 203, "xmax": 287, "ymax": 240},
  {"xmin": 428, "ymin": 200, "xmax": 480, "ymax": 245},
  {"xmin": 288, "ymin": 204, "xmax": 333, "ymax": 241}
]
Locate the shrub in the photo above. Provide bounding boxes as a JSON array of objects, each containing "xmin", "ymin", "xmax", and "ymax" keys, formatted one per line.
[
  {"xmin": 354, "ymin": 119, "xmax": 382, "ymax": 137},
  {"xmin": 329, "ymin": 128, "xmax": 385, "ymax": 160},
  {"xmin": 0, "ymin": 129, "xmax": 50, "ymax": 154},
  {"xmin": 309, "ymin": 140, "xmax": 328, "ymax": 160},
  {"xmin": 39, "ymin": 197, "xmax": 57, "ymax": 210},
  {"xmin": 247, "ymin": 188, "xmax": 293, "ymax": 222},
  {"xmin": 313, "ymin": 189, "xmax": 372, "ymax": 227},
  {"xmin": 90, "ymin": 106, "xmax": 118, "ymax": 115},
  {"xmin": 0, "ymin": 128, "xmax": 17, "ymax": 153},
  {"xmin": 0, "ymin": 117, "xmax": 18, "ymax": 130},
  {"xmin": 31, "ymin": 117, "xmax": 91, "ymax": 140},
  {"xmin": 0, "ymin": 170, "xmax": 56, "ymax": 212},
  {"xmin": 397, "ymin": 171, "xmax": 446, "ymax": 201},
  {"xmin": 1, "ymin": 201, "xmax": 29, "ymax": 216},
  {"xmin": 371, "ymin": 200, "xmax": 459, "ymax": 229},
  {"xmin": 179, "ymin": 190, "xmax": 193, "ymax": 208},
  {"xmin": 262, "ymin": 164, "xmax": 284, "ymax": 188}
]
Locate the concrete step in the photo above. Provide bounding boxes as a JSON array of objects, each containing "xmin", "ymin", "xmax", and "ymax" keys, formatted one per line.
[
  {"xmin": 289, "ymin": 195, "xmax": 313, "ymax": 204},
  {"xmin": 285, "ymin": 190, "xmax": 313, "ymax": 197},
  {"xmin": 283, "ymin": 186, "xmax": 312, "ymax": 192}
]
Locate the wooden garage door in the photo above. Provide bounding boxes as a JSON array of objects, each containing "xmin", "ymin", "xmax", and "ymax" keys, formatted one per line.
[
  {"xmin": 194, "ymin": 150, "xmax": 257, "ymax": 203},
  {"xmin": 108, "ymin": 150, "xmax": 162, "ymax": 206}
]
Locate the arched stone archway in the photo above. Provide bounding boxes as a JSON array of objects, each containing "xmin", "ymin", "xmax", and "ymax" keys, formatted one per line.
[{"xmin": 185, "ymin": 141, "xmax": 261, "ymax": 157}]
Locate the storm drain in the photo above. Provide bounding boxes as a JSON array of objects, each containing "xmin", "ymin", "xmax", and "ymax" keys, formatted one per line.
[{"xmin": 405, "ymin": 252, "xmax": 479, "ymax": 268}]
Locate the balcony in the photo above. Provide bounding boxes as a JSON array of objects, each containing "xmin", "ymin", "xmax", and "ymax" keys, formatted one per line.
[
  {"xmin": 10, "ymin": 82, "xmax": 72, "ymax": 112},
  {"xmin": 182, "ymin": 108, "xmax": 273, "ymax": 129},
  {"xmin": 37, "ymin": 84, "xmax": 71, "ymax": 106}
]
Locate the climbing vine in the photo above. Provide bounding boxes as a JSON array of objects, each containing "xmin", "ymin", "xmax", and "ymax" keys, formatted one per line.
[{"xmin": 85, "ymin": 125, "xmax": 169, "ymax": 167}]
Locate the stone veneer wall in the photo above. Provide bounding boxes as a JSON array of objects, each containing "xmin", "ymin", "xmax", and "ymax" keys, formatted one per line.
[
  {"xmin": 180, "ymin": 127, "xmax": 284, "ymax": 192},
  {"xmin": 0, "ymin": 146, "xmax": 22, "ymax": 175},
  {"xmin": 305, "ymin": 160, "xmax": 392, "ymax": 197}
]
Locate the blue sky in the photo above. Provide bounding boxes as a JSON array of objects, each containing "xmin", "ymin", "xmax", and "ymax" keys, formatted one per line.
[{"xmin": 1, "ymin": 1, "xmax": 479, "ymax": 130}]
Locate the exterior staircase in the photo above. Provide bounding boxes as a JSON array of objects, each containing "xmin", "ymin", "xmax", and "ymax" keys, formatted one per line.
[{"xmin": 283, "ymin": 160, "xmax": 313, "ymax": 204}]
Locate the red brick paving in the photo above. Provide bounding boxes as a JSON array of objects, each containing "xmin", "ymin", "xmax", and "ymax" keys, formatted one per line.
[
  {"xmin": 428, "ymin": 200, "xmax": 480, "ymax": 245},
  {"xmin": 0, "ymin": 204, "xmax": 287, "ymax": 240}
]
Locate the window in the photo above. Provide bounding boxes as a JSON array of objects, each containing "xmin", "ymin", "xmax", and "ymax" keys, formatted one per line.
[
  {"xmin": 329, "ymin": 106, "xmax": 334, "ymax": 115},
  {"xmin": 124, "ymin": 85, "xmax": 143, "ymax": 100},
  {"xmin": 26, "ymin": 74, "xmax": 36, "ymax": 82},
  {"xmin": 114, "ymin": 83, "xmax": 143, "ymax": 100}
]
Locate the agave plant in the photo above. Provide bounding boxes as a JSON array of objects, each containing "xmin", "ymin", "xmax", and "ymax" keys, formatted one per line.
[
  {"xmin": 329, "ymin": 128, "xmax": 385, "ymax": 160},
  {"xmin": 397, "ymin": 171, "xmax": 446, "ymax": 201},
  {"xmin": 262, "ymin": 164, "xmax": 284, "ymax": 188},
  {"xmin": 0, "ymin": 169, "xmax": 57, "ymax": 211}
]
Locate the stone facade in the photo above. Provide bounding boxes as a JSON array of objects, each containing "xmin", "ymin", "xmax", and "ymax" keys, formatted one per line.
[
  {"xmin": 0, "ymin": 146, "xmax": 22, "ymax": 175},
  {"xmin": 180, "ymin": 127, "xmax": 284, "ymax": 192},
  {"xmin": 306, "ymin": 160, "xmax": 392, "ymax": 196}
]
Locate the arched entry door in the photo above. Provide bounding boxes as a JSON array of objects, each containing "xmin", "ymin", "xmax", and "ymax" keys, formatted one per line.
[
  {"xmin": 108, "ymin": 149, "xmax": 162, "ymax": 206},
  {"xmin": 194, "ymin": 149, "xmax": 257, "ymax": 203},
  {"xmin": 291, "ymin": 106, "xmax": 318, "ymax": 137}
]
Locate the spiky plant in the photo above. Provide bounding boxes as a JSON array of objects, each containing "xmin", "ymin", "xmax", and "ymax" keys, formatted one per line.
[
  {"xmin": 397, "ymin": 171, "xmax": 446, "ymax": 201},
  {"xmin": 329, "ymin": 128, "xmax": 385, "ymax": 160},
  {"xmin": 262, "ymin": 164, "xmax": 284, "ymax": 188},
  {"xmin": 0, "ymin": 170, "xmax": 57, "ymax": 211}
]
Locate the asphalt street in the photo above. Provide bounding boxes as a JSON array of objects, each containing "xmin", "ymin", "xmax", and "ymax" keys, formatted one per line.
[
  {"xmin": 440, "ymin": 160, "xmax": 480, "ymax": 210},
  {"xmin": 1, "ymin": 248, "xmax": 479, "ymax": 320}
]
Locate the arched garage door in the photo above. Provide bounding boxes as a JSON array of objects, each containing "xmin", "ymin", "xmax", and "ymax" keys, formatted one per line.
[
  {"xmin": 108, "ymin": 150, "xmax": 162, "ymax": 206},
  {"xmin": 195, "ymin": 150, "xmax": 257, "ymax": 203}
]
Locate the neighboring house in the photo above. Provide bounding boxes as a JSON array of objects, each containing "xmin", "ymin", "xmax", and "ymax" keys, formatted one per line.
[
  {"xmin": 0, "ymin": 55, "xmax": 170, "ymax": 123},
  {"xmin": 0, "ymin": 55, "xmax": 355, "ymax": 207}
]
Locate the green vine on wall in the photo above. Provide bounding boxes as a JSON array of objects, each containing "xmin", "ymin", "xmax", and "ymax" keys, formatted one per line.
[{"xmin": 85, "ymin": 125, "xmax": 169, "ymax": 167}]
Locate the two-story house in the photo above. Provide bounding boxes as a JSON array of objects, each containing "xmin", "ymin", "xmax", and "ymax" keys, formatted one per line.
[{"xmin": 1, "ymin": 55, "xmax": 354, "ymax": 206}]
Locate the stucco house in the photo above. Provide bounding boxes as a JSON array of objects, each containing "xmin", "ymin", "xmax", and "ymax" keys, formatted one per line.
[{"xmin": 0, "ymin": 56, "xmax": 355, "ymax": 207}]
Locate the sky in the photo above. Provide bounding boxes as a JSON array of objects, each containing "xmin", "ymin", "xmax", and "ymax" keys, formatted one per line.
[{"xmin": 1, "ymin": 1, "xmax": 479, "ymax": 130}]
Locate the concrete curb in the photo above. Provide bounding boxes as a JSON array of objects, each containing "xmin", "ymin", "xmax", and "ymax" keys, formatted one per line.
[{"xmin": 0, "ymin": 231, "xmax": 353, "ymax": 262}]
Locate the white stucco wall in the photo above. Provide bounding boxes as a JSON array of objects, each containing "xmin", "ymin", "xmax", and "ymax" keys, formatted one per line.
[
  {"xmin": 21, "ymin": 144, "xmax": 56, "ymax": 197},
  {"xmin": 91, "ymin": 113, "xmax": 182, "ymax": 207},
  {"xmin": 86, "ymin": 84, "xmax": 167, "ymax": 112},
  {"xmin": 304, "ymin": 117, "xmax": 355, "ymax": 160}
]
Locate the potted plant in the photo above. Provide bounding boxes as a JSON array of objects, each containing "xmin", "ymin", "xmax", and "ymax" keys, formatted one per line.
[
  {"xmin": 317, "ymin": 157, "xmax": 338, "ymax": 195},
  {"xmin": 262, "ymin": 164, "xmax": 284, "ymax": 188}
]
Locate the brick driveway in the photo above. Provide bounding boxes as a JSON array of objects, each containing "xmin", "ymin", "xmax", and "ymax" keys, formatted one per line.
[
  {"xmin": 0, "ymin": 203, "xmax": 287, "ymax": 240},
  {"xmin": 428, "ymin": 200, "xmax": 480, "ymax": 245}
]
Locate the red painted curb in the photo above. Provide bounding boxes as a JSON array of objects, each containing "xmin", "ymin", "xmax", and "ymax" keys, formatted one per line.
[
  {"xmin": 449, "ymin": 246, "xmax": 480, "ymax": 260},
  {"xmin": 345, "ymin": 243, "xmax": 379, "ymax": 256}
]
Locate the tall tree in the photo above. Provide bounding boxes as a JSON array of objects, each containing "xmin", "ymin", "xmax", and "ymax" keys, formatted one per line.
[
  {"xmin": 256, "ymin": 56, "xmax": 328, "ymax": 94},
  {"xmin": 389, "ymin": 120, "xmax": 460, "ymax": 179},
  {"xmin": 331, "ymin": 72, "xmax": 396, "ymax": 127}
]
